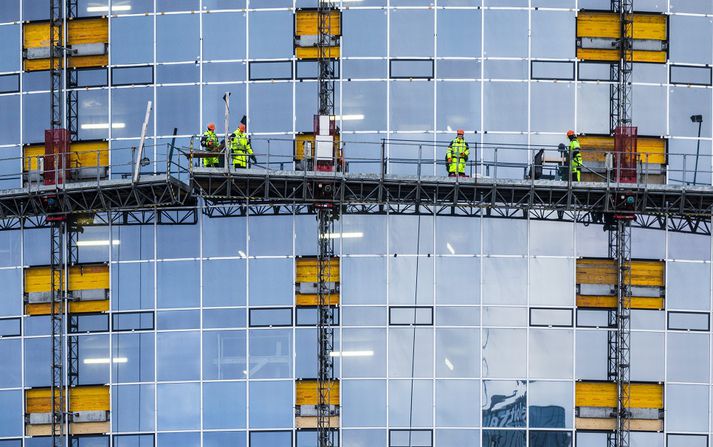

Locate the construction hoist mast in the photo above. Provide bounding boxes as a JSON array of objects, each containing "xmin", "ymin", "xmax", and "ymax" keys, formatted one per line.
[
  {"xmin": 48, "ymin": 1, "xmax": 76, "ymax": 447},
  {"xmin": 607, "ymin": 1, "xmax": 635, "ymax": 447},
  {"xmin": 315, "ymin": 1, "xmax": 339, "ymax": 446}
]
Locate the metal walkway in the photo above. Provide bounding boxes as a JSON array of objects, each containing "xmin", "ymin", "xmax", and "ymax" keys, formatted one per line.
[
  {"xmin": 192, "ymin": 167, "xmax": 713, "ymax": 232},
  {"xmin": 0, "ymin": 174, "xmax": 193, "ymax": 220}
]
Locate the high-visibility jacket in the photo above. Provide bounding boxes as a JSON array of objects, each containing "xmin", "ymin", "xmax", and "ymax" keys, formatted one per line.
[
  {"xmin": 230, "ymin": 129, "xmax": 254, "ymax": 168},
  {"xmin": 570, "ymin": 139, "xmax": 582, "ymax": 181},
  {"xmin": 446, "ymin": 137, "xmax": 470, "ymax": 174},
  {"xmin": 201, "ymin": 130, "xmax": 219, "ymax": 166}
]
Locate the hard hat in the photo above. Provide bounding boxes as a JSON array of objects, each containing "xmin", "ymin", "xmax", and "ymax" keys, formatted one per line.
[
  {"xmin": 207, "ymin": 122, "xmax": 215, "ymax": 131},
  {"xmin": 566, "ymin": 130, "xmax": 575, "ymax": 137},
  {"xmin": 457, "ymin": 129, "xmax": 464, "ymax": 135}
]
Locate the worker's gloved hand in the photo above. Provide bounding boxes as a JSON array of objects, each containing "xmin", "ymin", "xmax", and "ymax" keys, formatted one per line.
[
  {"xmin": 558, "ymin": 143, "xmax": 566, "ymax": 150},
  {"xmin": 447, "ymin": 158, "xmax": 452, "ymax": 163}
]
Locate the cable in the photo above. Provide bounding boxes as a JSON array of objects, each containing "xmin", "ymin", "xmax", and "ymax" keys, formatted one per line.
[{"xmin": 407, "ymin": 213, "xmax": 422, "ymax": 447}]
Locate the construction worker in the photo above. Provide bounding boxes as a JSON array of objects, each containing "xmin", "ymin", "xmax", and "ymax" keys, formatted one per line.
[
  {"xmin": 567, "ymin": 130, "xmax": 582, "ymax": 182},
  {"xmin": 200, "ymin": 123, "xmax": 220, "ymax": 167},
  {"xmin": 446, "ymin": 129, "xmax": 470, "ymax": 177},
  {"xmin": 230, "ymin": 117, "xmax": 256, "ymax": 169}
]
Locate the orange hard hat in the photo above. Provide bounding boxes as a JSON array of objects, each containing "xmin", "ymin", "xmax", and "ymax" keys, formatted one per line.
[
  {"xmin": 457, "ymin": 129, "xmax": 464, "ymax": 135},
  {"xmin": 566, "ymin": 130, "xmax": 575, "ymax": 137},
  {"xmin": 207, "ymin": 122, "xmax": 215, "ymax": 131}
]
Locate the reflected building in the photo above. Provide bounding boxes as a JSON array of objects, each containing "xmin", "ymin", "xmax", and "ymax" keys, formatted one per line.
[{"xmin": 0, "ymin": 1, "xmax": 712, "ymax": 447}]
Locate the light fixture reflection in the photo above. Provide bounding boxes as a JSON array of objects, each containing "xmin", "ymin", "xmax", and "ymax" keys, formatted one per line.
[
  {"xmin": 238, "ymin": 250, "xmax": 247, "ymax": 258},
  {"xmin": 86, "ymin": 5, "xmax": 132, "ymax": 12},
  {"xmin": 444, "ymin": 357, "xmax": 455, "ymax": 371},
  {"xmin": 329, "ymin": 350, "xmax": 374, "ymax": 358},
  {"xmin": 446, "ymin": 242, "xmax": 455, "ymax": 255},
  {"xmin": 76, "ymin": 240, "xmax": 120, "ymax": 247},
  {"xmin": 320, "ymin": 232, "xmax": 364, "ymax": 239},
  {"xmin": 83, "ymin": 357, "xmax": 128, "ymax": 364},
  {"xmin": 330, "ymin": 114, "xmax": 365, "ymax": 121},
  {"xmin": 80, "ymin": 123, "xmax": 126, "ymax": 130}
]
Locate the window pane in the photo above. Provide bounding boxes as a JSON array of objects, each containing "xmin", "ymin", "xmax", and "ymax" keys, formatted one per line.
[
  {"xmin": 203, "ymin": 330, "xmax": 246, "ymax": 380},
  {"xmin": 157, "ymin": 331, "xmax": 200, "ymax": 381},
  {"xmin": 157, "ymin": 383, "xmax": 200, "ymax": 430},
  {"xmin": 203, "ymin": 382, "xmax": 246, "ymax": 429}
]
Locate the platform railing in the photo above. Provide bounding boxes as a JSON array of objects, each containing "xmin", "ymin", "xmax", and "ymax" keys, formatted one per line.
[{"xmin": 182, "ymin": 136, "xmax": 713, "ymax": 189}]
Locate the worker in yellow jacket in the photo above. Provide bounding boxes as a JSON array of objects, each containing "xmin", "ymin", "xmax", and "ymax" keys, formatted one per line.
[
  {"xmin": 230, "ymin": 121, "xmax": 256, "ymax": 169},
  {"xmin": 446, "ymin": 129, "xmax": 470, "ymax": 176},
  {"xmin": 566, "ymin": 130, "xmax": 582, "ymax": 182}
]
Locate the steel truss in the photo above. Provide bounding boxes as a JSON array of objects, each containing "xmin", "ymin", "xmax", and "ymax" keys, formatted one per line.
[
  {"xmin": 192, "ymin": 169, "xmax": 713, "ymax": 228},
  {"xmin": 317, "ymin": 207, "xmax": 338, "ymax": 447},
  {"xmin": 49, "ymin": 221, "xmax": 67, "ymax": 447},
  {"xmin": 0, "ymin": 175, "xmax": 193, "ymax": 221},
  {"xmin": 607, "ymin": 220, "xmax": 632, "ymax": 447}
]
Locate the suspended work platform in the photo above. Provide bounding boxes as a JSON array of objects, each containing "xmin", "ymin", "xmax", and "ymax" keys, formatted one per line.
[
  {"xmin": 191, "ymin": 166, "xmax": 713, "ymax": 234},
  {"xmin": 0, "ymin": 174, "xmax": 193, "ymax": 221}
]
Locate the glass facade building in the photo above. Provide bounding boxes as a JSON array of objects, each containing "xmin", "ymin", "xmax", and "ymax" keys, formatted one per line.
[{"xmin": 0, "ymin": 0, "xmax": 712, "ymax": 446}]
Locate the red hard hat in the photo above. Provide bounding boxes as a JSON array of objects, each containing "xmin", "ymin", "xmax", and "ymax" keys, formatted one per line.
[
  {"xmin": 566, "ymin": 130, "xmax": 575, "ymax": 137},
  {"xmin": 207, "ymin": 122, "xmax": 216, "ymax": 131},
  {"xmin": 457, "ymin": 129, "xmax": 464, "ymax": 135}
]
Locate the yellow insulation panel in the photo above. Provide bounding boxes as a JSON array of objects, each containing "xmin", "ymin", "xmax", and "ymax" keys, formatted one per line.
[
  {"xmin": 576, "ymin": 296, "xmax": 664, "ymax": 310},
  {"xmin": 295, "ymin": 294, "xmax": 340, "ymax": 307},
  {"xmin": 296, "ymin": 46, "xmax": 341, "ymax": 60},
  {"xmin": 296, "ymin": 257, "xmax": 340, "ymax": 283},
  {"xmin": 24, "ymin": 55, "xmax": 108, "ymax": 71},
  {"xmin": 295, "ymin": 9, "xmax": 341, "ymax": 36},
  {"xmin": 23, "ymin": 18, "xmax": 108, "ymax": 49},
  {"xmin": 70, "ymin": 141, "xmax": 110, "ymax": 168},
  {"xmin": 576, "ymin": 381, "xmax": 663, "ymax": 409},
  {"xmin": 26, "ymin": 386, "xmax": 109, "ymax": 414},
  {"xmin": 24, "ymin": 264, "xmax": 110, "ymax": 294},
  {"xmin": 577, "ymin": 48, "xmax": 667, "ymax": 63},
  {"xmin": 579, "ymin": 136, "xmax": 666, "ymax": 165},
  {"xmin": 25, "ymin": 300, "xmax": 110, "ymax": 316},
  {"xmin": 296, "ymin": 380, "xmax": 340, "ymax": 406},
  {"xmin": 575, "ymin": 417, "xmax": 662, "ymax": 431},
  {"xmin": 23, "ymin": 141, "xmax": 109, "ymax": 173},
  {"xmin": 295, "ymin": 133, "xmax": 341, "ymax": 161},
  {"xmin": 576, "ymin": 259, "xmax": 664, "ymax": 287},
  {"xmin": 68, "ymin": 18, "xmax": 109, "ymax": 45},
  {"xmin": 577, "ymin": 11, "xmax": 667, "ymax": 40},
  {"xmin": 23, "ymin": 18, "xmax": 108, "ymax": 71}
]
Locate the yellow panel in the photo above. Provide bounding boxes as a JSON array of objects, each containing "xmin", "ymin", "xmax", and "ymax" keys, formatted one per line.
[
  {"xmin": 577, "ymin": 11, "xmax": 620, "ymax": 39},
  {"xmin": 577, "ymin": 48, "xmax": 667, "ymax": 63},
  {"xmin": 23, "ymin": 54, "xmax": 107, "ymax": 71},
  {"xmin": 70, "ymin": 385, "xmax": 110, "ymax": 412},
  {"xmin": 23, "ymin": 22, "xmax": 58, "ymax": 49},
  {"xmin": 575, "ymin": 417, "xmax": 663, "ymax": 432},
  {"xmin": 295, "ymin": 416, "xmax": 340, "ymax": 429},
  {"xmin": 25, "ymin": 264, "xmax": 110, "ymax": 294},
  {"xmin": 296, "ymin": 379, "xmax": 340, "ymax": 406},
  {"xmin": 295, "ymin": 9, "xmax": 341, "ymax": 36},
  {"xmin": 296, "ymin": 294, "xmax": 340, "ymax": 306},
  {"xmin": 577, "ymin": 11, "xmax": 667, "ymax": 40},
  {"xmin": 296, "ymin": 46, "xmax": 340, "ymax": 60},
  {"xmin": 25, "ymin": 386, "xmax": 109, "ymax": 415},
  {"xmin": 295, "ymin": 133, "xmax": 341, "ymax": 161},
  {"xmin": 579, "ymin": 136, "xmax": 666, "ymax": 165},
  {"xmin": 576, "ymin": 296, "xmax": 665, "ymax": 310},
  {"xmin": 23, "ymin": 144, "xmax": 45, "ymax": 172},
  {"xmin": 25, "ymin": 300, "xmax": 109, "ymax": 316},
  {"xmin": 637, "ymin": 137, "xmax": 666, "ymax": 164},
  {"xmin": 68, "ymin": 18, "xmax": 108, "ymax": 45},
  {"xmin": 633, "ymin": 14, "xmax": 667, "ymax": 40},
  {"xmin": 71, "ymin": 141, "xmax": 109, "ymax": 168},
  {"xmin": 576, "ymin": 382, "xmax": 663, "ymax": 409},
  {"xmin": 25, "ymin": 388, "xmax": 56, "ymax": 414},
  {"xmin": 576, "ymin": 259, "xmax": 664, "ymax": 287},
  {"xmin": 296, "ymin": 257, "xmax": 340, "ymax": 283},
  {"xmin": 70, "ymin": 54, "xmax": 108, "ymax": 69}
]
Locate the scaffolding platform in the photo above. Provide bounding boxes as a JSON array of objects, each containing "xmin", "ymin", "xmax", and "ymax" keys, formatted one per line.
[
  {"xmin": 192, "ymin": 167, "xmax": 713, "ymax": 231},
  {"xmin": 0, "ymin": 174, "xmax": 193, "ymax": 220}
]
